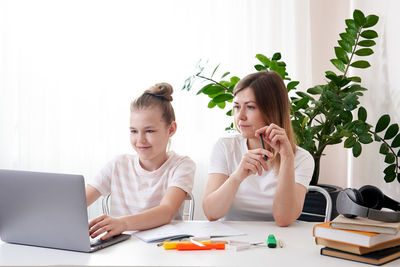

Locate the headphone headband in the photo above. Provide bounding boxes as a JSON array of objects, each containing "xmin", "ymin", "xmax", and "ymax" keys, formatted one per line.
[{"xmin": 336, "ymin": 186, "xmax": 400, "ymax": 223}]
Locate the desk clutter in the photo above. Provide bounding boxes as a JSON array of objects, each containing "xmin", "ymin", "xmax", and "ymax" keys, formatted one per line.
[
  {"xmin": 313, "ymin": 215, "xmax": 400, "ymax": 265},
  {"xmin": 157, "ymin": 235, "xmax": 282, "ymax": 251}
]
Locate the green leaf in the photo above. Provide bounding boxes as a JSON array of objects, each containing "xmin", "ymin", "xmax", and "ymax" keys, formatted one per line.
[
  {"xmin": 376, "ymin": 114, "xmax": 390, "ymax": 133},
  {"xmin": 256, "ymin": 54, "xmax": 270, "ymax": 66},
  {"xmin": 221, "ymin": 72, "xmax": 230, "ymax": 79},
  {"xmin": 385, "ymin": 153, "xmax": 396, "ymax": 164},
  {"xmin": 307, "ymin": 86, "xmax": 323, "ymax": 95},
  {"xmin": 352, "ymin": 141, "xmax": 362, "ymax": 157},
  {"xmin": 344, "ymin": 136, "xmax": 356, "ymax": 148},
  {"xmin": 384, "ymin": 164, "xmax": 396, "ymax": 175},
  {"xmin": 350, "ymin": 60, "xmax": 371, "ymax": 68},
  {"xmin": 226, "ymin": 109, "xmax": 232, "ymax": 116},
  {"xmin": 343, "ymin": 93, "xmax": 359, "ymax": 111},
  {"xmin": 331, "ymin": 59, "xmax": 345, "ymax": 72},
  {"xmin": 272, "ymin": 52, "xmax": 281, "ymax": 60},
  {"xmin": 296, "ymin": 91, "xmax": 311, "ymax": 99},
  {"xmin": 361, "ymin": 30, "xmax": 378, "ymax": 39},
  {"xmin": 287, "ymin": 81, "xmax": 300, "ymax": 91},
  {"xmin": 230, "ymin": 76, "xmax": 240, "ymax": 86},
  {"xmin": 384, "ymin": 124, "xmax": 399, "ymax": 139},
  {"xmin": 340, "ymin": 111, "xmax": 353, "ymax": 124},
  {"xmin": 339, "ymin": 33, "xmax": 355, "ymax": 46},
  {"xmin": 196, "ymin": 83, "xmax": 210, "ymax": 95},
  {"xmin": 354, "ymin": 121, "xmax": 370, "ymax": 135},
  {"xmin": 295, "ymin": 98, "xmax": 309, "ymax": 109},
  {"xmin": 208, "ymin": 100, "xmax": 216, "ymax": 108},
  {"xmin": 364, "ymin": 15, "xmax": 379, "ymax": 28},
  {"xmin": 345, "ymin": 19, "xmax": 358, "ymax": 30},
  {"xmin": 217, "ymin": 101, "xmax": 226, "ymax": 109},
  {"xmin": 338, "ymin": 40, "xmax": 352, "ymax": 53},
  {"xmin": 353, "ymin": 9, "xmax": 366, "ymax": 27},
  {"xmin": 379, "ymin": 143, "xmax": 389, "ymax": 155},
  {"xmin": 358, "ymin": 40, "xmax": 376, "ymax": 47},
  {"xmin": 335, "ymin": 46, "xmax": 349, "ymax": 64},
  {"xmin": 202, "ymin": 84, "xmax": 225, "ymax": 96},
  {"xmin": 385, "ymin": 173, "xmax": 396, "ymax": 183},
  {"xmin": 213, "ymin": 93, "xmax": 233, "ymax": 103},
  {"xmin": 349, "ymin": 76, "xmax": 362, "ymax": 82},
  {"xmin": 358, "ymin": 133, "xmax": 373, "ymax": 144},
  {"xmin": 358, "ymin": 107, "xmax": 367, "ymax": 121},
  {"xmin": 355, "ymin": 48, "xmax": 374, "ymax": 56},
  {"xmin": 211, "ymin": 64, "xmax": 220, "ymax": 78},
  {"xmin": 392, "ymin": 133, "xmax": 400, "ymax": 148},
  {"xmin": 346, "ymin": 28, "xmax": 358, "ymax": 39},
  {"xmin": 254, "ymin": 64, "xmax": 266, "ymax": 71}
]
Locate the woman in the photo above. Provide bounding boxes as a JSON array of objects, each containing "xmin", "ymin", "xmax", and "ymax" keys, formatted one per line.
[{"xmin": 202, "ymin": 71, "xmax": 314, "ymax": 226}]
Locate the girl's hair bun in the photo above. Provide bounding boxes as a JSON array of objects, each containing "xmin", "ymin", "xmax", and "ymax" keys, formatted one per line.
[{"xmin": 145, "ymin": 82, "xmax": 173, "ymax": 102}]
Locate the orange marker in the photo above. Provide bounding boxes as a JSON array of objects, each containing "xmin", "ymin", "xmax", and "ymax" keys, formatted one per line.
[{"xmin": 176, "ymin": 242, "xmax": 225, "ymax": 251}]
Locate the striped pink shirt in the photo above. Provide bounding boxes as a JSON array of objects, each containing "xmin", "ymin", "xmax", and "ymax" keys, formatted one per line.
[{"xmin": 89, "ymin": 151, "xmax": 195, "ymax": 219}]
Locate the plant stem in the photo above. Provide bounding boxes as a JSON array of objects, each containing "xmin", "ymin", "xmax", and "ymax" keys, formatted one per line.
[
  {"xmin": 343, "ymin": 27, "xmax": 363, "ymax": 78},
  {"xmin": 369, "ymin": 130, "xmax": 399, "ymax": 176},
  {"xmin": 196, "ymin": 74, "xmax": 231, "ymax": 92}
]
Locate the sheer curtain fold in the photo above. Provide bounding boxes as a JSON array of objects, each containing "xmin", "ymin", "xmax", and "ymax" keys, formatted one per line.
[
  {"xmin": 9, "ymin": 1, "xmax": 389, "ymax": 219},
  {"xmin": 348, "ymin": 0, "xmax": 400, "ymax": 200}
]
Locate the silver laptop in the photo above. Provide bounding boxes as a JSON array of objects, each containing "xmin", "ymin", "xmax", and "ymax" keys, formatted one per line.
[{"xmin": 0, "ymin": 169, "xmax": 130, "ymax": 252}]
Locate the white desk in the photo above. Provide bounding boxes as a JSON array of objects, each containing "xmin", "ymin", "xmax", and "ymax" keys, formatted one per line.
[{"xmin": 1, "ymin": 221, "xmax": 399, "ymax": 267}]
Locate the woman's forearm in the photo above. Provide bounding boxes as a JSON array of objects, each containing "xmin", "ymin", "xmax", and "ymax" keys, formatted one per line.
[{"xmin": 272, "ymin": 156, "xmax": 303, "ymax": 226}]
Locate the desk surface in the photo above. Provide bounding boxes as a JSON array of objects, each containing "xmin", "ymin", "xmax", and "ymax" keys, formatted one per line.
[{"xmin": 1, "ymin": 221, "xmax": 399, "ymax": 267}]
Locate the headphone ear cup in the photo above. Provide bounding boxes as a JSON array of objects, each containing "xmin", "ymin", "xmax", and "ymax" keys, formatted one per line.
[
  {"xmin": 351, "ymin": 189, "xmax": 365, "ymax": 206},
  {"xmin": 341, "ymin": 188, "xmax": 365, "ymax": 218},
  {"xmin": 359, "ymin": 185, "xmax": 384, "ymax": 210}
]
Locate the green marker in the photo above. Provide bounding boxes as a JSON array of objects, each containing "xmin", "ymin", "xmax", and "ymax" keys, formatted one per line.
[{"xmin": 267, "ymin": 234, "xmax": 277, "ymax": 248}]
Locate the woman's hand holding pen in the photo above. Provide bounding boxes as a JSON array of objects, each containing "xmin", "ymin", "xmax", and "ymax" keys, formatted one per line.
[
  {"xmin": 255, "ymin": 124, "xmax": 294, "ymax": 160},
  {"xmin": 232, "ymin": 148, "xmax": 273, "ymax": 182},
  {"xmin": 89, "ymin": 214, "xmax": 127, "ymax": 240}
]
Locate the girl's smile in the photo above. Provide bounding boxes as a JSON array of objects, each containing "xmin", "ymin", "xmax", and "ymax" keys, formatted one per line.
[{"xmin": 130, "ymin": 106, "xmax": 176, "ymax": 171}]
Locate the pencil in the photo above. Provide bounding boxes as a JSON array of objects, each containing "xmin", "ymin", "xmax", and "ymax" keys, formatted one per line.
[{"xmin": 260, "ymin": 134, "xmax": 268, "ymax": 161}]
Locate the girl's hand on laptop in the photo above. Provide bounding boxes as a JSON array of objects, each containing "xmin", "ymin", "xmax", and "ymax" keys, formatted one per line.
[{"xmin": 89, "ymin": 214, "xmax": 127, "ymax": 240}]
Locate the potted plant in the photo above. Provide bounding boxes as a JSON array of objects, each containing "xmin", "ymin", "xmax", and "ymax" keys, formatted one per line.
[{"xmin": 182, "ymin": 10, "xmax": 400, "ymax": 220}]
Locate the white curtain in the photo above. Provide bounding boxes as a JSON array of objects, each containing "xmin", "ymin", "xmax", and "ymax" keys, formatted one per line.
[
  {"xmin": 3, "ymin": 0, "xmax": 398, "ymax": 220},
  {"xmin": 0, "ymin": 0, "xmax": 312, "ymax": 219},
  {"xmin": 347, "ymin": 0, "xmax": 400, "ymax": 201},
  {"xmin": 308, "ymin": 0, "xmax": 400, "ymax": 201}
]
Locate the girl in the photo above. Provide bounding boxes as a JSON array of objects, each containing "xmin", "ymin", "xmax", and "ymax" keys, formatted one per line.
[
  {"xmin": 202, "ymin": 71, "xmax": 314, "ymax": 226},
  {"xmin": 86, "ymin": 83, "xmax": 195, "ymax": 240}
]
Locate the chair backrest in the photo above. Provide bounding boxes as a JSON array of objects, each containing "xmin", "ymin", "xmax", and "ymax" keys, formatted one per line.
[
  {"xmin": 101, "ymin": 194, "xmax": 195, "ymax": 220},
  {"xmin": 299, "ymin": 185, "xmax": 332, "ymax": 222}
]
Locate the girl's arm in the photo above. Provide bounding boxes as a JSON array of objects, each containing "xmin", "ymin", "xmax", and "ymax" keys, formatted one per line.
[
  {"xmin": 86, "ymin": 184, "xmax": 102, "ymax": 206},
  {"xmin": 256, "ymin": 124, "xmax": 307, "ymax": 227},
  {"xmin": 89, "ymin": 186, "xmax": 186, "ymax": 240}
]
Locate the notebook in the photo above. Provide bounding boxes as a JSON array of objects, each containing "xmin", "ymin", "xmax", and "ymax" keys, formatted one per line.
[
  {"xmin": 134, "ymin": 220, "xmax": 246, "ymax": 243},
  {"xmin": 0, "ymin": 169, "xmax": 130, "ymax": 252}
]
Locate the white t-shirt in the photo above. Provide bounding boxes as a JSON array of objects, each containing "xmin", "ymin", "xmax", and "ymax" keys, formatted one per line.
[
  {"xmin": 208, "ymin": 134, "xmax": 314, "ymax": 221},
  {"xmin": 89, "ymin": 151, "xmax": 195, "ymax": 219}
]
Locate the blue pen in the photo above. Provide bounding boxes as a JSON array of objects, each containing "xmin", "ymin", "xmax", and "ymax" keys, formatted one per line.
[{"xmin": 259, "ymin": 134, "xmax": 268, "ymax": 161}]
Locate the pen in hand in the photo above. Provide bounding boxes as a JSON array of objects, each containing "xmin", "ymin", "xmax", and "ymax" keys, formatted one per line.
[{"xmin": 259, "ymin": 134, "xmax": 268, "ymax": 161}]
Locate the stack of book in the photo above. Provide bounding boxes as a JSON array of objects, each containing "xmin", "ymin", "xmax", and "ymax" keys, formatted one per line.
[{"xmin": 313, "ymin": 215, "xmax": 400, "ymax": 265}]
